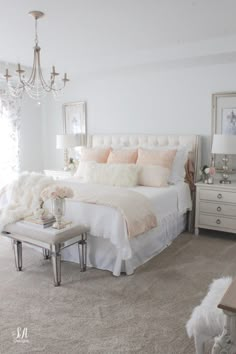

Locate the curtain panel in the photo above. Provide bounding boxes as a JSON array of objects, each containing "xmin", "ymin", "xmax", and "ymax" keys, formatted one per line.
[{"xmin": 0, "ymin": 90, "xmax": 21, "ymax": 187}]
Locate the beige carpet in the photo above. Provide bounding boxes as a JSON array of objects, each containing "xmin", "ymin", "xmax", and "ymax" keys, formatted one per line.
[{"xmin": 0, "ymin": 231, "xmax": 236, "ymax": 354}]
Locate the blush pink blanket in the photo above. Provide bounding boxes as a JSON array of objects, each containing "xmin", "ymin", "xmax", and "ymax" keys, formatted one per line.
[{"xmin": 72, "ymin": 184, "xmax": 157, "ymax": 238}]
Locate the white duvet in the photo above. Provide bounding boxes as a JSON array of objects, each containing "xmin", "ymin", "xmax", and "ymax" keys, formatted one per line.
[
  {"xmin": 57, "ymin": 179, "xmax": 192, "ymax": 267},
  {"xmin": 0, "ymin": 174, "xmax": 192, "ymax": 276}
]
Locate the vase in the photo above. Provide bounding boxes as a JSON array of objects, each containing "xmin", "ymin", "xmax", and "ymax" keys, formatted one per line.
[{"xmin": 51, "ymin": 198, "xmax": 65, "ymax": 229}]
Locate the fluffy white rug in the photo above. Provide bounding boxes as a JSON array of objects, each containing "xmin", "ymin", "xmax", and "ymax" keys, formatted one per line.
[{"xmin": 186, "ymin": 276, "xmax": 232, "ymax": 353}]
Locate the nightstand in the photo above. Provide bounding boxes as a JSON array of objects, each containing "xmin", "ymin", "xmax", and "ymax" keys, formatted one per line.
[
  {"xmin": 44, "ymin": 170, "xmax": 74, "ymax": 180},
  {"xmin": 195, "ymin": 182, "xmax": 236, "ymax": 236}
]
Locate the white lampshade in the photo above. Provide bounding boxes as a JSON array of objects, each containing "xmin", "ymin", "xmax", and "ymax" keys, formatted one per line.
[
  {"xmin": 211, "ymin": 134, "xmax": 236, "ymax": 155},
  {"xmin": 56, "ymin": 134, "xmax": 86, "ymax": 149}
]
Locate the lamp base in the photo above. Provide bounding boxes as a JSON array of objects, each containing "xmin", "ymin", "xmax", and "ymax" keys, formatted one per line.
[{"xmin": 220, "ymin": 155, "xmax": 231, "ymax": 184}]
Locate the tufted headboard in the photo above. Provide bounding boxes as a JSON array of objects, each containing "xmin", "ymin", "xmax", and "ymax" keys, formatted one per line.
[{"xmin": 88, "ymin": 134, "xmax": 201, "ymax": 182}]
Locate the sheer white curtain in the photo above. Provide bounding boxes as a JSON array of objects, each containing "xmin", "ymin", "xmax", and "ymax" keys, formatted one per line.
[{"xmin": 0, "ymin": 91, "xmax": 21, "ymax": 188}]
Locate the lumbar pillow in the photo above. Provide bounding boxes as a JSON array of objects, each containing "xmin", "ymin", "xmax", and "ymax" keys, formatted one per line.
[
  {"xmin": 80, "ymin": 147, "xmax": 110, "ymax": 163},
  {"xmin": 84, "ymin": 163, "xmax": 139, "ymax": 187},
  {"xmin": 138, "ymin": 165, "xmax": 170, "ymax": 187},
  {"xmin": 107, "ymin": 148, "xmax": 138, "ymax": 164}
]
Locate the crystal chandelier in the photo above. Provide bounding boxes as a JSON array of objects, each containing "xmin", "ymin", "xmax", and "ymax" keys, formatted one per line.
[{"xmin": 3, "ymin": 11, "xmax": 69, "ymax": 100}]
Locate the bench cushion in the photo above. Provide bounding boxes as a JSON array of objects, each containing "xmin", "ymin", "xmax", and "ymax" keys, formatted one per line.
[{"xmin": 3, "ymin": 222, "xmax": 89, "ymax": 245}]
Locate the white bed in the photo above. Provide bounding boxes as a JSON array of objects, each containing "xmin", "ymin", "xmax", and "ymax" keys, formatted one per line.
[{"xmin": 60, "ymin": 134, "xmax": 201, "ymax": 276}]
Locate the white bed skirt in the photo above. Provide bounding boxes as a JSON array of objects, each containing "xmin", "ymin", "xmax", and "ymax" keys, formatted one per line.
[{"xmin": 62, "ymin": 212, "xmax": 187, "ymax": 276}]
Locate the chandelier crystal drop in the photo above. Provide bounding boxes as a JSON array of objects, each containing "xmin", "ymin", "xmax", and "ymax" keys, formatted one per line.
[{"xmin": 3, "ymin": 11, "xmax": 69, "ymax": 100}]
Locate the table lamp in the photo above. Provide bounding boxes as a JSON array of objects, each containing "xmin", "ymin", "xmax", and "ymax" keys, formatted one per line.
[
  {"xmin": 211, "ymin": 134, "xmax": 236, "ymax": 184},
  {"xmin": 56, "ymin": 134, "xmax": 86, "ymax": 170}
]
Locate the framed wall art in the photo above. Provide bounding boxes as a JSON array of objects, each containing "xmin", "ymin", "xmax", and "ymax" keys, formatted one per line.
[
  {"xmin": 62, "ymin": 101, "xmax": 87, "ymax": 160},
  {"xmin": 63, "ymin": 101, "xmax": 87, "ymax": 136},
  {"xmin": 212, "ymin": 92, "xmax": 236, "ymax": 170}
]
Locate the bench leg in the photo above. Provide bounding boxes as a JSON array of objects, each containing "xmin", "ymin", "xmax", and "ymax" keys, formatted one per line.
[
  {"xmin": 13, "ymin": 240, "xmax": 22, "ymax": 271},
  {"xmin": 43, "ymin": 248, "xmax": 51, "ymax": 260},
  {"xmin": 52, "ymin": 245, "xmax": 61, "ymax": 287},
  {"xmin": 78, "ymin": 233, "xmax": 87, "ymax": 272}
]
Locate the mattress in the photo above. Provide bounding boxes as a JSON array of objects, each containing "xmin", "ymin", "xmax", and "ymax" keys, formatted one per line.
[{"xmin": 61, "ymin": 180, "xmax": 192, "ymax": 275}]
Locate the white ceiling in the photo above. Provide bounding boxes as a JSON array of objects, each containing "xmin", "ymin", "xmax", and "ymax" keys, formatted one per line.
[{"xmin": 1, "ymin": 0, "xmax": 236, "ymax": 76}]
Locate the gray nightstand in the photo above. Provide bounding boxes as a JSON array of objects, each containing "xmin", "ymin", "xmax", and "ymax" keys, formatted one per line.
[{"xmin": 195, "ymin": 181, "xmax": 236, "ymax": 236}]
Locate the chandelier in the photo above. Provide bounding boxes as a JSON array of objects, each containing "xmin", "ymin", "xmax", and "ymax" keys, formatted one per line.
[{"xmin": 3, "ymin": 11, "xmax": 69, "ymax": 100}]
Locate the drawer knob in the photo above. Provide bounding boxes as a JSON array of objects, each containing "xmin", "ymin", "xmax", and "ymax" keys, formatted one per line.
[
  {"xmin": 216, "ymin": 219, "xmax": 221, "ymax": 225},
  {"xmin": 217, "ymin": 193, "xmax": 222, "ymax": 199},
  {"xmin": 217, "ymin": 206, "xmax": 222, "ymax": 212}
]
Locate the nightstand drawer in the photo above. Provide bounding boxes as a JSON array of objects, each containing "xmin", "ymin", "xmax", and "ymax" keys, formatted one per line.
[
  {"xmin": 200, "ymin": 189, "xmax": 236, "ymax": 204},
  {"xmin": 200, "ymin": 201, "xmax": 236, "ymax": 217},
  {"xmin": 199, "ymin": 214, "xmax": 236, "ymax": 230}
]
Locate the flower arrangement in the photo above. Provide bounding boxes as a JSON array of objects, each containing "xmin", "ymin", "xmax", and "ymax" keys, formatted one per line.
[
  {"xmin": 41, "ymin": 185, "xmax": 74, "ymax": 201},
  {"xmin": 200, "ymin": 165, "xmax": 216, "ymax": 183}
]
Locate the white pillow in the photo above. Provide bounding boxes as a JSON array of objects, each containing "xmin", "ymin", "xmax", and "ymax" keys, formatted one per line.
[
  {"xmin": 138, "ymin": 165, "xmax": 170, "ymax": 187},
  {"xmin": 74, "ymin": 161, "xmax": 94, "ymax": 179},
  {"xmin": 169, "ymin": 146, "xmax": 188, "ymax": 184},
  {"xmin": 83, "ymin": 162, "xmax": 139, "ymax": 187}
]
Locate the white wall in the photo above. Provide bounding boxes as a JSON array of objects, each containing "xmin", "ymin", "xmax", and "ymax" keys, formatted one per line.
[
  {"xmin": 41, "ymin": 60, "xmax": 236, "ymax": 169},
  {"xmin": 20, "ymin": 96, "xmax": 43, "ymax": 172}
]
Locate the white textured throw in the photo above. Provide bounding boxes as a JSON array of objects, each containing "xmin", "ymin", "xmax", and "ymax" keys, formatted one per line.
[
  {"xmin": 0, "ymin": 172, "xmax": 157, "ymax": 239},
  {"xmin": 0, "ymin": 172, "xmax": 54, "ymax": 232},
  {"xmin": 186, "ymin": 277, "xmax": 232, "ymax": 351},
  {"xmin": 72, "ymin": 184, "xmax": 157, "ymax": 238}
]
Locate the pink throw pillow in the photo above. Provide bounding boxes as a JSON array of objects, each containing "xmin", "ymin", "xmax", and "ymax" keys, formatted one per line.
[
  {"xmin": 138, "ymin": 165, "xmax": 170, "ymax": 187},
  {"xmin": 137, "ymin": 148, "xmax": 177, "ymax": 169},
  {"xmin": 107, "ymin": 149, "xmax": 138, "ymax": 164},
  {"xmin": 80, "ymin": 147, "xmax": 110, "ymax": 163}
]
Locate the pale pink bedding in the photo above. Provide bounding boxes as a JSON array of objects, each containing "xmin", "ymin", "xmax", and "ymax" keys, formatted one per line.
[{"xmin": 72, "ymin": 184, "xmax": 157, "ymax": 238}]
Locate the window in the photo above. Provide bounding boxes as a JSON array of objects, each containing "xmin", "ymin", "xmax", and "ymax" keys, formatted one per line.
[{"xmin": 0, "ymin": 95, "xmax": 20, "ymax": 188}]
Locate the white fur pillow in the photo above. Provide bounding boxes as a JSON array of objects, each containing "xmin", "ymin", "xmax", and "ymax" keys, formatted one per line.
[
  {"xmin": 138, "ymin": 165, "xmax": 170, "ymax": 187},
  {"xmin": 83, "ymin": 162, "xmax": 139, "ymax": 187}
]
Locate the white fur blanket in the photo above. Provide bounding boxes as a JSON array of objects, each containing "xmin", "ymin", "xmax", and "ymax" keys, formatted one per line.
[{"xmin": 0, "ymin": 172, "xmax": 54, "ymax": 232}]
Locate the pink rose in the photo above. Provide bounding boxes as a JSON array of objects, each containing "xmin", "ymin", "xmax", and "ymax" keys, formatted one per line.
[{"xmin": 209, "ymin": 167, "xmax": 216, "ymax": 176}]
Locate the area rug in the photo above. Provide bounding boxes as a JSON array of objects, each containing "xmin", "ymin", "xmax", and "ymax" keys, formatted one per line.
[{"xmin": 0, "ymin": 231, "xmax": 236, "ymax": 354}]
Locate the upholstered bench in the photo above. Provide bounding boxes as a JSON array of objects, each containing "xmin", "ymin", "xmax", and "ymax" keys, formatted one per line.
[{"xmin": 2, "ymin": 221, "xmax": 89, "ymax": 286}]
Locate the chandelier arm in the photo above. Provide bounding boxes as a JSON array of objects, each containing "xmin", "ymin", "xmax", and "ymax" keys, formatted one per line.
[
  {"xmin": 37, "ymin": 54, "xmax": 55, "ymax": 91},
  {"xmin": 22, "ymin": 48, "xmax": 38, "ymax": 87},
  {"xmin": 50, "ymin": 82, "xmax": 66, "ymax": 92}
]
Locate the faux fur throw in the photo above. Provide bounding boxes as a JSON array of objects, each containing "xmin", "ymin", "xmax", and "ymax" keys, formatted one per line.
[
  {"xmin": 0, "ymin": 172, "xmax": 54, "ymax": 232},
  {"xmin": 186, "ymin": 277, "xmax": 232, "ymax": 340}
]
